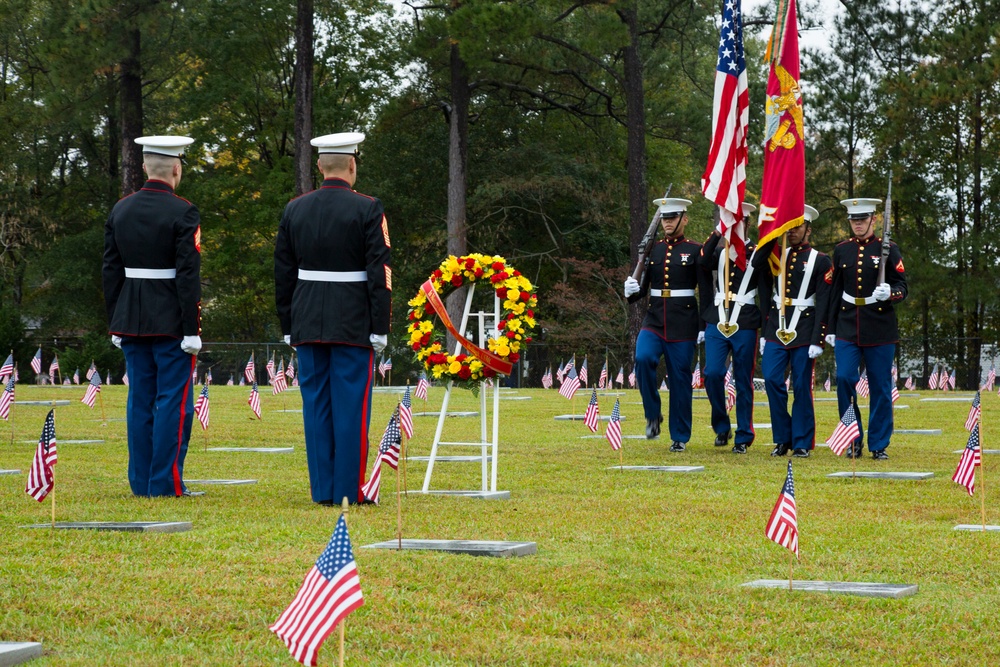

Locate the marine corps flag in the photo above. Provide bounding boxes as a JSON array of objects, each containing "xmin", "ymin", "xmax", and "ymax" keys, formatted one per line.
[{"xmin": 758, "ymin": 0, "xmax": 805, "ymax": 275}]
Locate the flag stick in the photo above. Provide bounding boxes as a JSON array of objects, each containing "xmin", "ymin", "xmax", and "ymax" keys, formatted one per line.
[
  {"xmin": 396, "ymin": 463, "xmax": 403, "ymax": 550},
  {"xmin": 339, "ymin": 496, "xmax": 349, "ymax": 667},
  {"xmin": 980, "ymin": 412, "xmax": 987, "ymax": 531},
  {"xmin": 777, "ymin": 233, "xmax": 789, "ymax": 333},
  {"xmin": 98, "ymin": 388, "xmax": 107, "ymax": 425},
  {"xmin": 51, "ymin": 487, "xmax": 56, "ymax": 528},
  {"xmin": 788, "ymin": 545, "xmax": 794, "ymax": 591},
  {"xmin": 618, "ymin": 446, "xmax": 623, "ymax": 472},
  {"xmin": 722, "ymin": 236, "xmax": 732, "ymax": 311}
]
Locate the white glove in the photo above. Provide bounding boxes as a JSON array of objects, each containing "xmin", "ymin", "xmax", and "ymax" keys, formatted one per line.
[
  {"xmin": 180, "ymin": 336, "xmax": 202, "ymax": 355},
  {"xmin": 759, "ymin": 338, "xmax": 766, "ymax": 355},
  {"xmin": 825, "ymin": 334, "xmax": 836, "ymax": 348},
  {"xmin": 697, "ymin": 331, "xmax": 706, "ymax": 345},
  {"xmin": 283, "ymin": 335, "xmax": 292, "ymax": 346},
  {"xmin": 873, "ymin": 282, "xmax": 891, "ymax": 301},
  {"xmin": 624, "ymin": 277, "xmax": 640, "ymax": 298},
  {"xmin": 111, "ymin": 335, "xmax": 122, "ymax": 349},
  {"xmin": 808, "ymin": 344, "xmax": 824, "ymax": 359},
  {"xmin": 370, "ymin": 333, "xmax": 387, "ymax": 354}
]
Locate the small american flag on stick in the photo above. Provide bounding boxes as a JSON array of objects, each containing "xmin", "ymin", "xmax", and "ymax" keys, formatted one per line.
[
  {"xmin": 605, "ymin": 399, "xmax": 622, "ymax": 451},
  {"xmin": 244, "ymin": 353, "xmax": 255, "ymax": 383},
  {"xmin": 0, "ymin": 352, "xmax": 13, "ymax": 379},
  {"xmin": 248, "ymin": 381, "xmax": 261, "ymax": 419},
  {"xmin": 30, "ymin": 348, "xmax": 42, "ymax": 375},
  {"xmin": 194, "ymin": 385, "xmax": 210, "ymax": 430},
  {"xmin": 272, "ymin": 360, "xmax": 288, "ymax": 395},
  {"xmin": 583, "ymin": 388, "xmax": 599, "ymax": 433},
  {"xmin": 0, "ymin": 376, "xmax": 14, "ymax": 420},
  {"xmin": 399, "ymin": 386, "xmax": 414, "ymax": 439},
  {"xmin": 559, "ymin": 367, "xmax": 580, "ymax": 400},
  {"xmin": 952, "ymin": 424, "xmax": 981, "ymax": 496},
  {"xmin": 765, "ymin": 460, "xmax": 798, "ymax": 557},
  {"xmin": 827, "ymin": 403, "xmax": 860, "ymax": 456},
  {"xmin": 855, "ymin": 371, "xmax": 870, "ymax": 398},
  {"xmin": 965, "ymin": 391, "xmax": 981, "ymax": 431},
  {"xmin": 415, "ymin": 372, "xmax": 430, "ymax": 400},
  {"xmin": 725, "ymin": 365, "xmax": 737, "ymax": 412},
  {"xmin": 361, "ymin": 409, "xmax": 402, "ymax": 504},
  {"xmin": 82, "ymin": 371, "xmax": 101, "ymax": 408},
  {"xmin": 26, "ymin": 410, "xmax": 58, "ymax": 502}
]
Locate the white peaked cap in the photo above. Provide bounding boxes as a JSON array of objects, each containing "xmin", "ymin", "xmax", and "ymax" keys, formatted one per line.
[
  {"xmin": 311, "ymin": 132, "xmax": 366, "ymax": 155},
  {"xmin": 803, "ymin": 205, "xmax": 819, "ymax": 222},
  {"xmin": 653, "ymin": 197, "xmax": 692, "ymax": 215},
  {"xmin": 741, "ymin": 202, "xmax": 757, "ymax": 217},
  {"xmin": 135, "ymin": 136, "xmax": 194, "ymax": 157},
  {"xmin": 840, "ymin": 198, "xmax": 882, "ymax": 219}
]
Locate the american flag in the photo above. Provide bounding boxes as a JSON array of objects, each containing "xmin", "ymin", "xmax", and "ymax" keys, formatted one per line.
[
  {"xmin": 691, "ymin": 362, "xmax": 702, "ymax": 389},
  {"xmin": 25, "ymin": 409, "xmax": 58, "ymax": 502},
  {"xmin": 559, "ymin": 366, "xmax": 581, "ymax": 400},
  {"xmin": 269, "ymin": 514, "xmax": 365, "ymax": 667},
  {"xmin": 928, "ymin": 365, "xmax": 939, "ymax": 390},
  {"xmin": 227, "ymin": 375, "xmax": 234, "ymax": 386},
  {"xmin": 47, "ymin": 355, "xmax": 59, "ymax": 384},
  {"xmin": 905, "ymin": 375, "xmax": 914, "ymax": 390},
  {"xmin": 399, "ymin": 386, "xmax": 414, "ymax": 439},
  {"xmin": 122, "ymin": 371, "xmax": 129, "ymax": 386},
  {"xmin": 952, "ymin": 424, "xmax": 981, "ymax": 496},
  {"xmin": 827, "ymin": 403, "xmax": 861, "ymax": 456},
  {"xmin": 30, "ymin": 347, "xmax": 42, "ymax": 375},
  {"xmin": 855, "ymin": 371, "xmax": 870, "ymax": 398},
  {"xmin": 725, "ymin": 365, "xmax": 737, "ymax": 412},
  {"xmin": 194, "ymin": 385, "xmax": 210, "ymax": 430},
  {"xmin": 378, "ymin": 357, "xmax": 392, "ymax": 379},
  {"xmin": 583, "ymin": 388, "xmax": 600, "ymax": 433},
  {"xmin": 628, "ymin": 367, "xmax": 636, "ymax": 388},
  {"xmin": 81, "ymin": 371, "xmax": 101, "ymax": 408},
  {"xmin": 579, "ymin": 358, "xmax": 589, "ymax": 386},
  {"xmin": 965, "ymin": 391, "xmax": 982, "ymax": 431},
  {"xmin": 555, "ymin": 361, "xmax": 565, "ymax": 384},
  {"xmin": 701, "ymin": 0, "xmax": 749, "ymax": 270},
  {"xmin": 660, "ymin": 379, "xmax": 668, "ymax": 391},
  {"xmin": 415, "ymin": 372, "xmax": 430, "ymax": 400},
  {"xmin": 891, "ymin": 363, "xmax": 898, "ymax": 383},
  {"xmin": 987, "ymin": 361, "xmax": 996, "ymax": 391},
  {"xmin": 244, "ymin": 353, "xmax": 255, "ymax": 384},
  {"xmin": 272, "ymin": 359, "xmax": 288, "ymax": 395},
  {"xmin": 0, "ymin": 376, "xmax": 14, "ymax": 420},
  {"xmin": 205, "ymin": 368, "xmax": 213, "ymax": 385},
  {"xmin": 891, "ymin": 385, "xmax": 900, "ymax": 403},
  {"xmin": 940, "ymin": 367, "xmax": 950, "ymax": 391},
  {"xmin": 361, "ymin": 409, "xmax": 402, "ymax": 504},
  {"xmin": 765, "ymin": 460, "xmax": 798, "ymax": 557},
  {"xmin": 598, "ymin": 361, "xmax": 608, "ymax": 389},
  {"xmin": 86, "ymin": 362, "xmax": 96, "ymax": 381},
  {"xmin": 1, "ymin": 352, "xmax": 14, "ymax": 380},
  {"xmin": 948, "ymin": 370, "xmax": 956, "ymax": 390},
  {"xmin": 266, "ymin": 354, "xmax": 277, "ymax": 382},
  {"xmin": 616, "ymin": 365, "xmax": 624, "ymax": 387},
  {"xmin": 606, "ymin": 398, "xmax": 622, "ymax": 451},
  {"xmin": 286, "ymin": 359, "xmax": 295, "ymax": 381},
  {"xmin": 248, "ymin": 380, "xmax": 261, "ymax": 419},
  {"xmin": 541, "ymin": 366, "xmax": 552, "ymax": 389},
  {"xmin": 72, "ymin": 368, "xmax": 80, "ymax": 384}
]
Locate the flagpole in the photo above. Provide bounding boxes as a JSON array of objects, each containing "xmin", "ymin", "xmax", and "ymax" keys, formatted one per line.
[
  {"xmin": 51, "ymin": 487, "xmax": 56, "ymax": 528},
  {"xmin": 98, "ymin": 387, "xmax": 107, "ymax": 425},
  {"xmin": 788, "ymin": 544, "xmax": 794, "ymax": 591},
  {"xmin": 339, "ymin": 496, "xmax": 349, "ymax": 667},
  {"xmin": 980, "ymin": 412, "xmax": 987, "ymax": 531},
  {"xmin": 396, "ymin": 461, "xmax": 403, "ymax": 550},
  {"xmin": 777, "ymin": 233, "xmax": 789, "ymax": 334},
  {"xmin": 618, "ymin": 446, "xmax": 623, "ymax": 472},
  {"xmin": 723, "ymin": 236, "xmax": 732, "ymax": 312}
]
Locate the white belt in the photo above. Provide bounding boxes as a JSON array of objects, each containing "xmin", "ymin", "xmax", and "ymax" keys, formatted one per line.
[
  {"xmin": 124, "ymin": 267, "xmax": 176, "ymax": 279},
  {"xmin": 842, "ymin": 291, "xmax": 877, "ymax": 306},
  {"xmin": 774, "ymin": 294, "xmax": 815, "ymax": 308},
  {"xmin": 714, "ymin": 289, "xmax": 757, "ymax": 306},
  {"xmin": 298, "ymin": 269, "xmax": 367, "ymax": 282},
  {"xmin": 650, "ymin": 288, "xmax": 695, "ymax": 298}
]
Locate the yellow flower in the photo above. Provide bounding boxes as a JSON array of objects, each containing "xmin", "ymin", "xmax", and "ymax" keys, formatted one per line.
[
  {"xmin": 410, "ymin": 331, "xmax": 423, "ymax": 344},
  {"xmin": 445, "ymin": 256, "xmax": 462, "ymax": 274},
  {"xmin": 518, "ymin": 276, "xmax": 532, "ymax": 291},
  {"xmin": 524, "ymin": 317, "xmax": 536, "ymax": 328},
  {"xmin": 419, "ymin": 321, "xmax": 434, "ymax": 333},
  {"xmin": 449, "ymin": 361, "xmax": 462, "ymax": 374},
  {"xmin": 469, "ymin": 360, "xmax": 483, "ymax": 372},
  {"xmin": 510, "ymin": 302, "xmax": 525, "ymax": 315},
  {"xmin": 504, "ymin": 277, "xmax": 520, "ymax": 291},
  {"xmin": 441, "ymin": 271, "xmax": 453, "ymax": 283},
  {"xmin": 432, "ymin": 365, "xmax": 445, "ymax": 378},
  {"xmin": 494, "ymin": 341, "xmax": 510, "ymax": 356},
  {"xmin": 408, "ymin": 293, "xmax": 427, "ymax": 307}
]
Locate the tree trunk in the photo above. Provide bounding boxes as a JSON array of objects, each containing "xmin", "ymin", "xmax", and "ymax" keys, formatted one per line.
[
  {"xmin": 621, "ymin": 3, "xmax": 647, "ymax": 364},
  {"xmin": 120, "ymin": 25, "xmax": 143, "ymax": 196},
  {"xmin": 445, "ymin": 40, "xmax": 470, "ymax": 344},
  {"xmin": 106, "ymin": 71, "xmax": 120, "ymax": 206},
  {"xmin": 293, "ymin": 0, "xmax": 314, "ymax": 196}
]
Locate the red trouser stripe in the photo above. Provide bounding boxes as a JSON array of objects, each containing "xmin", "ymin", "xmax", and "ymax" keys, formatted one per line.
[
  {"xmin": 173, "ymin": 355, "xmax": 196, "ymax": 496},
  {"xmin": 356, "ymin": 349, "xmax": 374, "ymax": 503}
]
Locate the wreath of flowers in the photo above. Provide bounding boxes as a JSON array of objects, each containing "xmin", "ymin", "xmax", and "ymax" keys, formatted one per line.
[{"xmin": 406, "ymin": 253, "xmax": 538, "ymax": 389}]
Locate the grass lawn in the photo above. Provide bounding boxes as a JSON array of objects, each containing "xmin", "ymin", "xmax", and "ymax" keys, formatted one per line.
[{"xmin": 1, "ymin": 383, "xmax": 997, "ymax": 666}]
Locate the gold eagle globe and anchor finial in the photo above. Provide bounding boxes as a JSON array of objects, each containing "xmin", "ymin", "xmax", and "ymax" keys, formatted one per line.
[{"xmin": 765, "ymin": 65, "xmax": 803, "ymax": 152}]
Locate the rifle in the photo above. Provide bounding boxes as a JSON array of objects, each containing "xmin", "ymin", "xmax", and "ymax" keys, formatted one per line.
[
  {"xmin": 877, "ymin": 172, "xmax": 893, "ymax": 284},
  {"xmin": 630, "ymin": 184, "xmax": 673, "ymax": 282}
]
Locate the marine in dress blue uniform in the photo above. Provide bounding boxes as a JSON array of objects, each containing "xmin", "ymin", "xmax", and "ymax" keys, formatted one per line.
[
  {"xmin": 754, "ymin": 206, "xmax": 833, "ymax": 458},
  {"xmin": 698, "ymin": 203, "xmax": 761, "ymax": 454},
  {"xmin": 827, "ymin": 198, "xmax": 907, "ymax": 460},
  {"xmin": 624, "ymin": 198, "xmax": 703, "ymax": 452},
  {"xmin": 103, "ymin": 135, "xmax": 203, "ymax": 498},
  {"xmin": 274, "ymin": 132, "xmax": 391, "ymax": 505}
]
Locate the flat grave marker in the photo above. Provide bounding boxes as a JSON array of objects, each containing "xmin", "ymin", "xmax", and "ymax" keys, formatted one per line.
[
  {"xmin": 827, "ymin": 471, "xmax": 933, "ymax": 480},
  {"xmin": 362, "ymin": 538, "xmax": 534, "ymax": 557},
  {"xmin": 954, "ymin": 524, "xmax": 1000, "ymax": 532},
  {"xmin": 206, "ymin": 447, "xmax": 294, "ymax": 453},
  {"xmin": 0, "ymin": 641, "xmax": 43, "ymax": 666},
  {"xmin": 185, "ymin": 479, "xmax": 258, "ymax": 485},
  {"xmin": 554, "ymin": 414, "xmax": 627, "ymax": 421},
  {"xmin": 0, "ymin": 470, "xmax": 21, "ymax": 476},
  {"xmin": 15, "ymin": 400, "xmax": 70, "ymax": 406},
  {"xmin": 413, "ymin": 411, "xmax": 479, "ymax": 418},
  {"xmin": 742, "ymin": 580, "xmax": 917, "ymax": 599},
  {"xmin": 607, "ymin": 465, "xmax": 704, "ymax": 473},
  {"xmin": 422, "ymin": 490, "xmax": 510, "ymax": 500},
  {"xmin": 24, "ymin": 521, "xmax": 192, "ymax": 533},
  {"xmin": 894, "ymin": 429, "xmax": 941, "ymax": 435}
]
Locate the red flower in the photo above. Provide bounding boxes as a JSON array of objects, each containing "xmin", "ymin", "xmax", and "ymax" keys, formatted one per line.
[
  {"xmin": 458, "ymin": 366, "xmax": 472, "ymax": 380},
  {"xmin": 520, "ymin": 291, "xmax": 529, "ymax": 301},
  {"xmin": 408, "ymin": 311, "xmax": 417, "ymax": 320},
  {"xmin": 496, "ymin": 287, "xmax": 508, "ymax": 298},
  {"xmin": 456, "ymin": 354, "xmax": 468, "ymax": 362},
  {"xmin": 421, "ymin": 333, "xmax": 431, "ymax": 345},
  {"xmin": 495, "ymin": 271, "xmax": 509, "ymax": 281},
  {"xmin": 490, "ymin": 274, "xmax": 503, "ymax": 284},
  {"xmin": 429, "ymin": 353, "xmax": 447, "ymax": 365},
  {"xmin": 509, "ymin": 353, "xmax": 519, "ymax": 363},
  {"xmin": 425, "ymin": 302, "xmax": 436, "ymax": 315},
  {"xmin": 433, "ymin": 269, "xmax": 443, "ymax": 278},
  {"xmin": 451, "ymin": 275, "xmax": 463, "ymax": 287},
  {"xmin": 506, "ymin": 331, "xmax": 517, "ymax": 339},
  {"xmin": 474, "ymin": 268, "xmax": 483, "ymax": 278},
  {"xmin": 464, "ymin": 258, "xmax": 475, "ymax": 269},
  {"xmin": 492, "ymin": 262, "xmax": 504, "ymax": 271},
  {"xmin": 484, "ymin": 368, "xmax": 497, "ymax": 378},
  {"xmin": 512, "ymin": 270, "xmax": 521, "ymax": 277},
  {"xmin": 412, "ymin": 342, "xmax": 421, "ymax": 351},
  {"xmin": 527, "ymin": 309, "xmax": 534, "ymax": 318},
  {"xmin": 497, "ymin": 322, "xmax": 505, "ymax": 331},
  {"xmin": 525, "ymin": 337, "xmax": 532, "ymax": 343}
]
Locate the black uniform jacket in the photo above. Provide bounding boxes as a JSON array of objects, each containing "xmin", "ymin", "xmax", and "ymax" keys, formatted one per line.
[
  {"xmin": 827, "ymin": 235, "xmax": 907, "ymax": 346},
  {"xmin": 274, "ymin": 178, "xmax": 392, "ymax": 346},
  {"xmin": 627, "ymin": 236, "xmax": 703, "ymax": 341},
  {"xmin": 103, "ymin": 179, "xmax": 202, "ymax": 338},
  {"xmin": 753, "ymin": 239, "xmax": 833, "ymax": 348},
  {"xmin": 698, "ymin": 232, "xmax": 761, "ymax": 329}
]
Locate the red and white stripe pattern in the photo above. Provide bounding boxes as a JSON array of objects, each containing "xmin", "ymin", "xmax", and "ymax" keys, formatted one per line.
[
  {"xmin": 30, "ymin": 347, "xmax": 42, "ymax": 375},
  {"xmin": 691, "ymin": 362, "xmax": 702, "ymax": 389},
  {"xmin": 272, "ymin": 360, "xmax": 288, "ymax": 395},
  {"xmin": 987, "ymin": 362, "xmax": 996, "ymax": 391},
  {"xmin": 248, "ymin": 381, "xmax": 261, "ymax": 419},
  {"xmin": 579, "ymin": 358, "xmax": 589, "ymax": 386},
  {"xmin": 948, "ymin": 370, "xmax": 956, "ymax": 390},
  {"xmin": 0, "ymin": 376, "xmax": 14, "ymax": 420},
  {"xmin": 541, "ymin": 367, "xmax": 552, "ymax": 389},
  {"xmin": 616, "ymin": 365, "xmax": 624, "ymax": 387},
  {"xmin": 952, "ymin": 424, "xmax": 981, "ymax": 496},
  {"xmin": 415, "ymin": 373, "xmax": 430, "ymax": 400},
  {"xmin": 583, "ymin": 388, "xmax": 600, "ymax": 433},
  {"xmin": 928, "ymin": 365, "xmax": 939, "ymax": 390},
  {"xmin": 25, "ymin": 410, "xmax": 57, "ymax": 502},
  {"xmin": 244, "ymin": 354, "xmax": 255, "ymax": 384},
  {"xmin": 824, "ymin": 374, "xmax": 831, "ymax": 393},
  {"xmin": 82, "ymin": 371, "xmax": 101, "ymax": 408},
  {"xmin": 559, "ymin": 367, "xmax": 580, "ymax": 400},
  {"xmin": 361, "ymin": 410, "xmax": 402, "ymax": 504},
  {"xmin": 965, "ymin": 391, "xmax": 981, "ymax": 431},
  {"xmin": 855, "ymin": 371, "xmax": 870, "ymax": 398},
  {"xmin": 725, "ymin": 365, "xmax": 737, "ymax": 412},
  {"xmin": 269, "ymin": 515, "xmax": 364, "ymax": 666},
  {"xmin": 399, "ymin": 386, "xmax": 414, "ymax": 439},
  {"xmin": 598, "ymin": 361, "xmax": 608, "ymax": 389},
  {"xmin": 0, "ymin": 352, "xmax": 13, "ymax": 380},
  {"xmin": 49, "ymin": 356, "xmax": 59, "ymax": 384},
  {"xmin": 701, "ymin": 0, "xmax": 749, "ymax": 270},
  {"xmin": 904, "ymin": 375, "xmax": 914, "ymax": 391},
  {"xmin": 605, "ymin": 398, "xmax": 622, "ymax": 451},
  {"xmin": 765, "ymin": 461, "xmax": 798, "ymax": 557},
  {"xmin": 194, "ymin": 385, "xmax": 210, "ymax": 430},
  {"xmin": 827, "ymin": 403, "xmax": 860, "ymax": 456}
]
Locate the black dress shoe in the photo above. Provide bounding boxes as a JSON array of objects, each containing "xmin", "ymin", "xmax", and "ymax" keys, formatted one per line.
[
  {"xmin": 845, "ymin": 441, "xmax": 864, "ymax": 459},
  {"xmin": 791, "ymin": 448, "xmax": 810, "ymax": 458},
  {"xmin": 645, "ymin": 416, "xmax": 662, "ymax": 440},
  {"xmin": 872, "ymin": 449, "xmax": 889, "ymax": 460},
  {"xmin": 771, "ymin": 443, "xmax": 791, "ymax": 457},
  {"xmin": 714, "ymin": 430, "xmax": 731, "ymax": 447},
  {"xmin": 732, "ymin": 442, "xmax": 747, "ymax": 454},
  {"xmin": 317, "ymin": 500, "xmax": 336, "ymax": 506},
  {"xmin": 669, "ymin": 441, "xmax": 686, "ymax": 453},
  {"xmin": 181, "ymin": 490, "xmax": 205, "ymax": 497}
]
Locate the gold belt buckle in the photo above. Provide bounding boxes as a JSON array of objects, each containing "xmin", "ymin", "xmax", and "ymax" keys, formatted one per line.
[
  {"xmin": 783, "ymin": 297, "xmax": 793, "ymax": 306},
  {"xmin": 854, "ymin": 297, "xmax": 867, "ymax": 306},
  {"xmin": 662, "ymin": 289, "xmax": 671, "ymax": 298}
]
